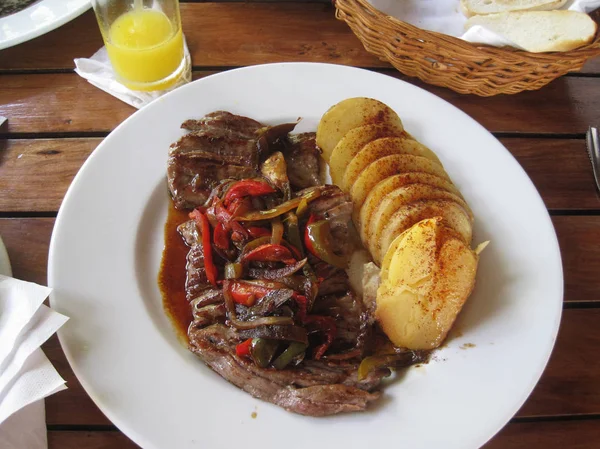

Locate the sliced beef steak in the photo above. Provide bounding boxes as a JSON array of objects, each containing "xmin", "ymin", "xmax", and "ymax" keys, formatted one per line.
[
  {"xmin": 188, "ymin": 324, "xmax": 385, "ymax": 416},
  {"xmin": 181, "ymin": 111, "xmax": 263, "ymax": 138},
  {"xmin": 168, "ymin": 112, "xmax": 264, "ymax": 210},
  {"xmin": 283, "ymin": 133, "xmax": 321, "ymax": 189}
]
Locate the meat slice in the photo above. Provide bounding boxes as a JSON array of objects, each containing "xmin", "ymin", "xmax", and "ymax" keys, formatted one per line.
[
  {"xmin": 188, "ymin": 324, "xmax": 385, "ymax": 416},
  {"xmin": 300, "ymin": 185, "xmax": 358, "ymax": 261},
  {"xmin": 178, "ymin": 220, "xmax": 213, "ymax": 301},
  {"xmin": 168, "ymin": 112, "xmax": 264, "ymax": 210},
  {"xmin": 181, "ymin": 111, "xmax": 263, "ymax": 138},
  {"xmin": 283, "ymin": 133, "xmax": 321, "ymax": 189}
]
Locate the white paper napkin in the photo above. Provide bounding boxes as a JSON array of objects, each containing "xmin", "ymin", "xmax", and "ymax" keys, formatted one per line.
[
  {"xmin": 0, "ymin": 262, "xmax": 69, "ymax": 448},
  {"xmin": 368, "ymin": 0, "xmax": 600, "ymax": 49},
  {"xmin": 74, "ymin": 38, "xmax": 192, "ymax": 109}
]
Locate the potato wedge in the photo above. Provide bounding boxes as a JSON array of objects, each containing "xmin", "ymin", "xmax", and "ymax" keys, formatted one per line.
[
  {"xmin": 329, "ymin": 124, "xmax": 406, "ymax": 185},
  {"xmin": 342, "ymin": 137, "xmax": 442, "ymax": 192},
  {"xmin": 376, "ymin": 219, "xmax": 479, "ymax": 350},
  {"xmin": 366, "ymin": 184, "xmax": 472, "ymax": 260},
  {"xmin": 316, "ymin": 98, "xmax": 404, "ymax": 162},
  {"xmin": 375, "ymin": 199, "xmax": 474, "ymax": 264},
  {"xmin": 356, "ymin": 173, "xmax": 464, "ymax": 238}
]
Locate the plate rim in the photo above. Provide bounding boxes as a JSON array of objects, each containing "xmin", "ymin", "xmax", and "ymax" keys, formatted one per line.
[
  {"xmin": 48, "ymin": 62, "xmax": 564, "ymax": 449},
  {"xmin": 0, "ymin": 0, "xmax": 91, "ymax": 50}
]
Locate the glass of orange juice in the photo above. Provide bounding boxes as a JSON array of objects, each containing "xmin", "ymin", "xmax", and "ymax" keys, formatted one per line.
[{"xmin": 91, "ymin": 0, "xmax": 187, "ymax": 91}]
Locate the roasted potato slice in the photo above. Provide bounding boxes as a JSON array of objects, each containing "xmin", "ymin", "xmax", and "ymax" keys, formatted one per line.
[
  {"xmin": 374, "ymin": 199, "xmax": 474, "ymax": 264},
  {"xmin": 357, "ymin": 173, "xmax": 465, "ymax": 240},
  {"xmin": 347, "ymin": 154, "xmax": 451, "ymax": 216},
  {"xmin": 316, "ymin": 98, "xmax": 404, "ymax": 162},
  {"xmin": 376, "ymin": 218, "xmax": 479, "ymax": 350},
  {"xmin": 329, "ymin": 124, "xmax": 406, "ymax": 185},
  {"xmin": 342, "ymin": 137, "xmax": 442, "ymax": 192},
  {"xmin": 366, "ymin": 184, "xmax": 471, "ymax": 259}
]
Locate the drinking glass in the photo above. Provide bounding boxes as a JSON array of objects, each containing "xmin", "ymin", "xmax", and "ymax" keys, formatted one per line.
[{"xmin": 91, "ymin": 0, "xmax": 187, "ymax": 91}]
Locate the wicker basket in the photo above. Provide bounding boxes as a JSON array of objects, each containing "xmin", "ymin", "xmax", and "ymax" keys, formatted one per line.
[{"xmin": 335, "ymin": 0, "xmax": 600, "ymax": 96}]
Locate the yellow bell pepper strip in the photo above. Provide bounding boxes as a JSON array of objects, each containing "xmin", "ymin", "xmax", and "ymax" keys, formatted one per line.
[
  {"xmin": 271, "ymin": 217, "xmax": 284, "ymax": 245},
  {"xmin": 224, "ymin": 262, "xmax": 244, "ymax": 279},
  {"xmin": 283, "ymin": 212, "xmax": 304, "ymax": 257},
  {"xmin": 234, "ymin": 188, "xmax": 322, "ymax": 222}
]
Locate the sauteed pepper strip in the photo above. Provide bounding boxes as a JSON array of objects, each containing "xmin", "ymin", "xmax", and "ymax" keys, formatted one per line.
[
  {"xmin": 223, "ymin": 179, "xmax": 275, "ymax": 206},
  {"xmin": 189, "ymin": 209, "xmax": 218, "ymax": 287},
  {"xmin": 304, "ymin": 315, "xmax": 337, "ymax": 359},
  {"xmin": 234, "ymin": 188, "xmax": 322, "ymax": 222},
  {"xmin": 241, "ymin": 244, "xmax": 296, "ymax": 265},
  {"xmin": 235, "ymin": 338, "xmax": 253, "ymax": 358},
  {"xmin": 304, "ymin": 214, "xmax": 349, "ymax": 269},
  {"xmin": 228, "ymin": 280, "xmax": 280, "ymax": 306},
  {"xmin": 213, "ymin": 223, "xmax": 230, "ymax": 250}
]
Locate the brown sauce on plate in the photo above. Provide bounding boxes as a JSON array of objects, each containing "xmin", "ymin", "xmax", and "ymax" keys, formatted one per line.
[{"xmin": 158, "ymin": 202, "xmax": 192, "ymax": 341}]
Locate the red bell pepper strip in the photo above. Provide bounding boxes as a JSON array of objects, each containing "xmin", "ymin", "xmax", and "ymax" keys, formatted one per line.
[
  {"xmin": 228, "ymin": 280, "xmax": 274, "ymax": 306},
  {"xmin": 189, "ymin": 209, "xmax": 218, "ymax": 287},
  {"xmin": 215, "ymin": 201, "xmax": 249, "ymax": 239},
  {"xmin": 241, "ymin": 244, "xmax": 296, "ymax": 265},
  {"xmin": 213, "ymin": 223, "xmax": 230, "ymax": 250},
  {"xmin": 235, "ymin": 338, "xmax": 253, "ymax": 358},
  {"xmin": 247, "ymin": 226, "xmax": 272, "ymax": 239},
  {"xmin": 224, "ymin": 180, "xmax": 275, "ymax": 206},
  {"xmin": 292, "ymin": 293, "xmax": 308, "ymax": 321},
  {"xmin": 303, "ymin": 315, "xmax": 337, "ymax": 360}
]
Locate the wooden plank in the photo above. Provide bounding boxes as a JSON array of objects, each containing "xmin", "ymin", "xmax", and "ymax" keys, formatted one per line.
[
  {"xmin": 48, "ymin": 431, "xmax": 139, "ymax": 449},
  {"xmin": 500, "ymin": 138, "xmax": 600, "ymax": 211},
  {"xmin": 553, "ymin": 216, "xmax": 600, "ymax": 304},
  {"xmin": 483, "ymin": 420, "xmax": 600, "ymax": 449},
  {"xmin": 0, "ymin": 4, "xmax": 383, "ymax": 71},
  {"xmin": 0, "ymin": 138, "xmax": 597, "ymax": 213},
  {"xmin": 518, "ymin": 309, "xmax": 600, "ymax": 417},
  {"xmin": 2, "ymin": 72, "xmax": 600, "ymax": 135},
  {"xmin": 1, "ymin": 4, "xmax": 598, "ymax": 77},
  {"xmin": 43, "ymin": 336, "xmax": 111, "ymax": 426},
  {"xmin": 38, "ymin": 307, "xmax": 600, "ymax": 425},
  {"xmin": 45, "ymin": 418, "xmax": 600, "ymax": 448},
  {"xmin": 0, "ymin": 218, "xmax": 53, "ymax": 285},
  {"xmin": 0, "ymin": 139, "xmax": 99, "ymax": 212}
]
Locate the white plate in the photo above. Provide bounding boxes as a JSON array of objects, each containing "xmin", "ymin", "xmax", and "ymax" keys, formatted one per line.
[
  {"xmin": 48, "ymin": 63, "xmax": 563, "ymax": 449},
  {"xmin": 0, "ymin": 0, "xmax": 90, "ymax": 50}
]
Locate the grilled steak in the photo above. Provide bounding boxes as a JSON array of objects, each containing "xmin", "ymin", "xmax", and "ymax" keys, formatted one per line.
[
  {"xmin": 168, "ymin": 112, "xmax": 264, "ymax": 210},
  {"xmin": 165, "ymin": 111, "xmax": 426, "ymax": 417},
  {"xmin": 188, "ymin": 324, "xmax": 385, "ymax": 416}
]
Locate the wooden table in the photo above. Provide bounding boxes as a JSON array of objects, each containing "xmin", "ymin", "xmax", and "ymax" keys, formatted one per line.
[{"xmin": 1, "ymin": 2, "xmax": 599, "ymax": 448}]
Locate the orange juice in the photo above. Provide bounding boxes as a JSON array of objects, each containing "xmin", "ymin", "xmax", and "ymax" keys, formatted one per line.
[{"xmin": 105, "ymin": 9, "xmax": 184, "ymax": 91}]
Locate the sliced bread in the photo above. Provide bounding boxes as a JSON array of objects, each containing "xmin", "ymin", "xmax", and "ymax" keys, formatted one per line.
[
  {"xmin": 465, "ymin": 11, "xmax": 597, "ymax": 53},
  {"xmin": 460, "ymin": 0, "xmax": 568, "ymax": 18}
]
